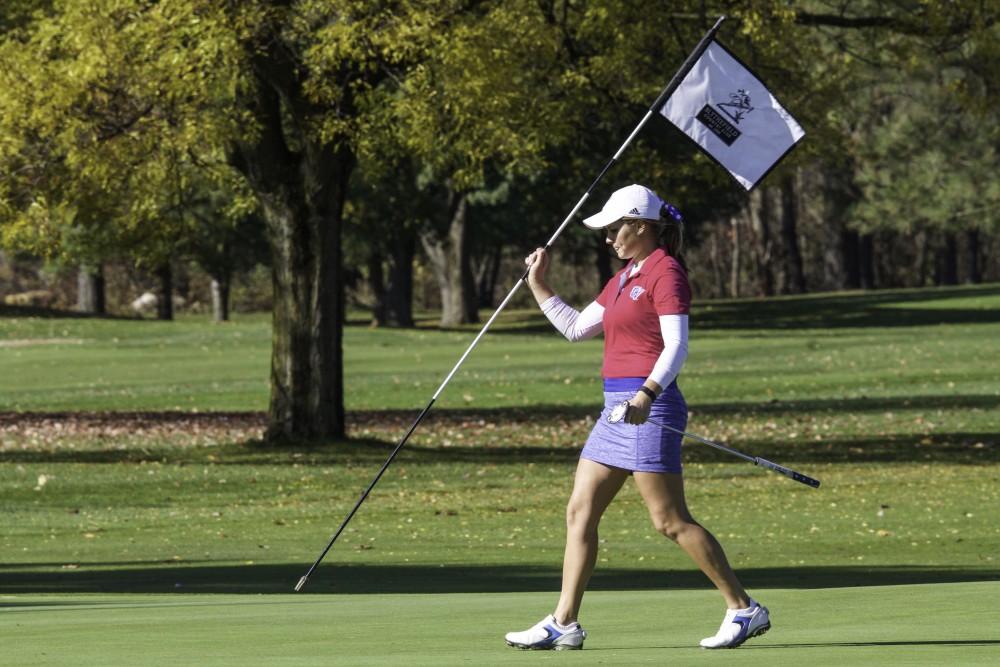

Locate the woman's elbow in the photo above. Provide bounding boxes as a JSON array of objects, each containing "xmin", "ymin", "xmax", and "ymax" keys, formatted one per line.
[{"xmin": 567, "ymin": 327, "xmax": 601, "ymax": 343}]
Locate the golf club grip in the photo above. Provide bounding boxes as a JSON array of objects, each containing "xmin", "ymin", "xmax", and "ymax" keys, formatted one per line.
[{"xmin": 755, "ymin": 457, "xmax": 821, "ymax": 488}]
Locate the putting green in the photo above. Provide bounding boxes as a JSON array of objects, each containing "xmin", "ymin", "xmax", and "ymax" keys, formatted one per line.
[{"xmin": 3, "ymin": 582, "xmax": 997, "ymax": 665}]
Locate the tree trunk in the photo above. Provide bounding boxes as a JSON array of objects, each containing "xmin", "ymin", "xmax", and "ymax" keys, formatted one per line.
[
  {"xmin": 859, "ymin": 233, "xmax": 875, "ymax": 289},
  {"xmin": 420, "ymin": 191, "xmax": 478, "ymax": 327},
  {"xmin": 77, "ymin": 264, "xmax": 106, "ymax": 314},
  {"xmin": 729, "ymin": 215, "xmax": 740, "ymax": 298},
  {"xmin": 370, "ymin": 235, "xmax": 415, "ymax": 328},
  {"xmin": 874, "ymin": 232, "xmax": 893, "ymax": 288},
  {"xmin": 210, "ymin": 275, "xmax": 230, "ymax": 322},
  {"xmin": 938, "ymin": 232, "xmax": 959, "ymax": 285},
  {"xmin": 156, "ymin": 263, "xmax": 173, "ymax": 321},
  {"xmin": 709, "ymin": 228, "xmax": 725, "ymax": 298},
  {"xmin": 421, "ymin": 231, "xmax": 452, "ymax": 321},
  {"xmin": 384, "ymin": 231, "xmax": 415, "ymax": 327},
  {"xmin": 779, "ymin": 173, "xmax": 806, "ymax": 294},
  {"xmin": 914, "ymin": 230, "xmax": 929, "ymax": 287},
  {"xmin": 260, "ymin": 149, "xmax": 351, "ymax": 441},
  {"xmin": 263, "ymin": 178, "xmax": 348, "ymax": 440},
  {"xmin": 456, "ymin": 200, "xmax": 478, "ymax": 324},
  {"xmin": 815, "ymin": 168, "xmax": 844, "ymax": 290},
  {"xmin": 821, "ymin": 164, "xmax": 860, "ymax": 290},
  {"xmin": 368, "ymin": 249, "xmax": 387, "ymax": 326},
  {"xmin": 965, "ymin": 229, "xmax": 981, "ymax": 284},
  {"xmin": 841, "ymin": 230, "xmax": 860, "ymax": 289},
  {"xmin": 229, "ymin": 54, "xmax": 353, "ymax": 442},
  {"xmin": 747, "ymin": 187, "xmax": 774, "ymax": 296},
  {"xmin": 475, "ymin": 243, "xmax": 503, "ymax": 309},
  {"xmin": 174, "ymin": 262, "xmax": 190, "ymax": 307}
]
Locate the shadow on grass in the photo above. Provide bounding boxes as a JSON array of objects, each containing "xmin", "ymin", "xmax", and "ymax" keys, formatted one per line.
[
  {"xmin": 4, "ymin": 391, "xmax": 997, "ymax": 428},
  {"xmin": 1, "ymin": 562, "xmax": 998, "ymax": 597},
  {"xmin": 354, "ymin": 392, "xmax": 999, "ymax": 420},
  {"xmin": 1, "ymin": 391, "xmax": 996, "ymax": 466},
  {"xmin": 690, "ymin": 394, "xmax": 1000, "ymax": 415},
  {"xmin": 694, "ymin": 284, "xmax": 1000, "ymax": 331},
  {"xmin": 363, "ymin": 285, "xmax": 1000, "ymax": 334},
  {"xmin": 0, "ymin": 304, "xmax": 134, "ymax": 320},
  {"xmin": 1, "ymin": 430, "xmax": 995, "ymax": 467},
  {"xmin": 1, "ymin": 429, "xmax": 995, "ymax": 466}
]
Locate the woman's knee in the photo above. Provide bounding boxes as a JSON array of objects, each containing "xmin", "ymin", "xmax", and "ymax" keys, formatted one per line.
[
  {"xmin": 565, "ymin": 498, "xmax": 598, "ymax": 533},
  {"xmin": 651, "ymin": 514, "xmax": 696, "ymax": 541}
]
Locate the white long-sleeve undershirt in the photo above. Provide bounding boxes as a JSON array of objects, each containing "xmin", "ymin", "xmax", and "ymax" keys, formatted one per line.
[
  {"xmin": 650, "ymin": 314, "xmax": 688, "ymax": 389},
  {"xmin": 540, "ymin": 296, "xmax": 604, "ymax": 342},
  {"xmin": 540, "ymin": 295, "xmax": 689, "ymax": 389}
]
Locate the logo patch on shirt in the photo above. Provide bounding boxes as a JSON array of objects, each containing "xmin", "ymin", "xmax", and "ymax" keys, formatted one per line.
[{"xmin": 629, "ymin": 286, "xmax": 645, "ymax": 301}]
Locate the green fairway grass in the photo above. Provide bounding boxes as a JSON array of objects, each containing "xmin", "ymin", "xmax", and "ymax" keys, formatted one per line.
[
  {"xmin": 3, "ymin": 584, "xmax": 998, "ymax": 666},
  {"xmin": 2, "ymin": 284, "xmax": 998, "ymax": 665},
  {"xmin": 2, "ymin": 284, "xmax": 999, "ymax": 414}
]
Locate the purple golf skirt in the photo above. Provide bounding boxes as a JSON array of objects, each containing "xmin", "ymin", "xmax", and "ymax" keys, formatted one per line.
[{"xmin": 581, "ymin": 377, "xmax": 687, "ymax": 474}]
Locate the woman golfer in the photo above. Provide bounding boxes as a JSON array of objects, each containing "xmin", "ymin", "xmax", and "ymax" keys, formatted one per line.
[{"xmin": 504, "ymin": 184, "xmax": 769, "ymax": 651}]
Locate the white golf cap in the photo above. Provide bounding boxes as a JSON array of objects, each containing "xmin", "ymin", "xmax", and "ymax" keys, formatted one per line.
[{"xmin": 582, "ymin": 184, "xmax": 665, "ymax": 229}]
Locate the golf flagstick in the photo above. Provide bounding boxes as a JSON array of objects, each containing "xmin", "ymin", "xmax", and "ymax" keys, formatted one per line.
[
  {"xmin": 608, "ymin": 401, "xmax": 821, "ymax": 488},
  {"xmin": 295, "ymin": 16, "xmax": 729, "ymax": 592}
]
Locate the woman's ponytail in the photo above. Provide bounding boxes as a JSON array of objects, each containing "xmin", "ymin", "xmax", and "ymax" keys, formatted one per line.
[{"xmin": 657, "ymin": 203, "xmax": 687, "ymax": 272}]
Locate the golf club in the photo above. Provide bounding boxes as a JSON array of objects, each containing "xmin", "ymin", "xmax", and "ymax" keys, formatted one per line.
[{"xmin": 608, "ymin": 401, "xmax": 821, "ymax": 488}]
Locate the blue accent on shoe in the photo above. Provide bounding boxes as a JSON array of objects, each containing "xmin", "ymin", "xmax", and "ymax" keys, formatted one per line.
[
  {"xmin": 724, "ymin": 605, "xmax": 770, "ymax": 648},
  {"xmin": 537, "ymin": 625, "xmax": 561, "ymax": 646},
  {"xmin": 730, "ymin": 614, "xmax": 751, "ymax": 643}
]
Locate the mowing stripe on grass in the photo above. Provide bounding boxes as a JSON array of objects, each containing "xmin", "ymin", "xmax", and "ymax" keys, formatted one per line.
[{"xmin": 2, "ymin": 583, "xmax": 998, "ymax": 666}]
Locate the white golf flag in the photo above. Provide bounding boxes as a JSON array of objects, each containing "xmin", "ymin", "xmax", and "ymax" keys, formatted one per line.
[{"xmin": 660, "ymin": 40, "xmax": 805, "ymax": 190}]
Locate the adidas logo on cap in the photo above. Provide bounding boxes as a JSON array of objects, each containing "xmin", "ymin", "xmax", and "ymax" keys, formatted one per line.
[{"xmin": 628, "ymin": 208, "xmax": 640, "ymax": 216}]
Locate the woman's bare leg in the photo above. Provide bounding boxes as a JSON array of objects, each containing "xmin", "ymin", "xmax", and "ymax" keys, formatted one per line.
[
  {"xmin": 633, "ymin": 471, "xmax": 749, "ymax": 609},
  {"xmin": 552, "ymin": 459, "xmax": 629, "ymax": 625}
]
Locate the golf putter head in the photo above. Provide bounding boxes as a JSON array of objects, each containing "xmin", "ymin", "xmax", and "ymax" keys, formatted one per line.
[
  {"xmin": 295, "ymin": 575, "xmax": 308, "ymax": 592},
  {"xmin": 607, "ymin": 401, "xmax": 630, "ymax": 424}
]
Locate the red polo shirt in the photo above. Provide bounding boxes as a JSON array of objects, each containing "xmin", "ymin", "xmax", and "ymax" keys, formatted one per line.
[{"xmin": 595, "ymin": 247, "xmax": 691, "ymax": 379}]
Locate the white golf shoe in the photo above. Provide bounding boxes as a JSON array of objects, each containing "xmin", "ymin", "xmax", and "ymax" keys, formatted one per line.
[
  {"xmin": 699, "ymin": 600, "xmax": 770, "ymax": 649},
  {"xmin": 505, "ymin": 614, "xmax": 586, "ymax": 650}
]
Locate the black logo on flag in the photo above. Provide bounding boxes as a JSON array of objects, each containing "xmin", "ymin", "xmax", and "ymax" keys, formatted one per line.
[
  {"xmin": 716, "ymin": 89, "xmax": 753, "ymax": 124},
  {"xmin": 696, "ymin": 105, "xmax": 741, "ymax": 146},
  {"xmin": 696, "ymin": 89, "xmax": 753, "ymax": 146}
]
